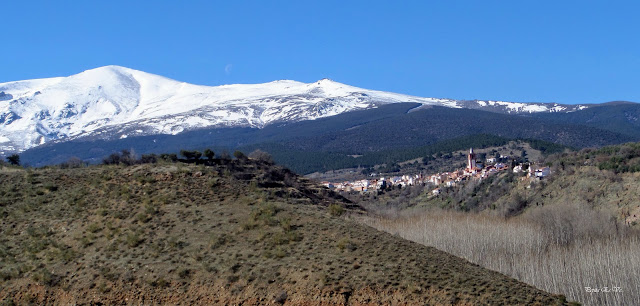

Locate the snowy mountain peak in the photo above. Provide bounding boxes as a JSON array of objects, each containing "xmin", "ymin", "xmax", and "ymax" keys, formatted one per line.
[
  {"xmin": 79, "ymin": 65, "xmax": 152, "ymax": 77},
  {"xmin": 0, "ymin": 66, "xmax": 589, "ymax": 154},
  {"xmin": 315, "ymin": 78, "xmax": 336, "ymax": 84},
  {"xmin": 81, "ymin": 65, "xmax": 130, "ymax": 74}
]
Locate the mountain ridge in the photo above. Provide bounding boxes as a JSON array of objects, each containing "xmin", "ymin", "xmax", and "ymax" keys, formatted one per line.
[{"xmin": 0, "ymin": 65, "xmax": 597, "ymax": 154}]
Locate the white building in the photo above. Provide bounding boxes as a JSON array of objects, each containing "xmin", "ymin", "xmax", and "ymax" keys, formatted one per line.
[
  {"xmin": 535, "ymin": 167, "xmax": 550, "ymax": 177},
  {"xmin": 495, "ymin": 163, "xmax": 507, "ymax": 170},
  {"xmin": 321, "ymin": 181, "xmax": 334, "ymax": 189}
]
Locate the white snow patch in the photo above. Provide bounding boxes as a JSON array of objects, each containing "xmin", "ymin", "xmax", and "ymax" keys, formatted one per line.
[{"xmin": 478, "ymin": 101, "xmax": 549, "ymax": 113}]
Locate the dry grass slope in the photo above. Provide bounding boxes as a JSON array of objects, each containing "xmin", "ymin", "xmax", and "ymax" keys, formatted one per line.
[{"xmin": 0, "ymin": 160, "xmax": 567, "ymax": 305}]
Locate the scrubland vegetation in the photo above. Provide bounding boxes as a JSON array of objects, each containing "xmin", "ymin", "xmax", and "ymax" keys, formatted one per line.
[{"xmin": 0, "ymin": 154, "xmax": 566, "ymax": 305}]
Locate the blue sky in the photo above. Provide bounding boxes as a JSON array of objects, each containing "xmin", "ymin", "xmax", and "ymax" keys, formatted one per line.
[{"xmin": 1, "ymin": 0, "xmax": 639, "ymax": 104}]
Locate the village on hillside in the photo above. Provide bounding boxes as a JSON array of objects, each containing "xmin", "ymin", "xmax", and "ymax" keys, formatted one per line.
[{"xmin": 321, "ymin": 148, "xmax": 550, "ymax": 194}]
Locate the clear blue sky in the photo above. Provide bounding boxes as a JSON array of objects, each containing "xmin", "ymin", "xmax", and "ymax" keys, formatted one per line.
[{"xmin": 2, "ymin": 0, "xmax": 639, "ymax": 104}]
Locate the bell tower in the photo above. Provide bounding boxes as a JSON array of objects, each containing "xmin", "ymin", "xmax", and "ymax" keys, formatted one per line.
[{"xmin": 467, "ymin": 148, "xmax": 476, "ymax": 171}]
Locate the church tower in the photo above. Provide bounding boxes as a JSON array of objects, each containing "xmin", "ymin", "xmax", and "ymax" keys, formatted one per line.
[{"xmin": 467, "ymin": 148, "xmax": 477, "ymax": 171}]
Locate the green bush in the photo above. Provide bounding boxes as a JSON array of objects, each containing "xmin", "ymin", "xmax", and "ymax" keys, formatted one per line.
[
  {"xmin": 180, "ymin": 150, "xmax": 202, "ymax": 160},
  {"xmin": 233, "ymin": 150, "xmax": 247, "ymax": 160},
  {"xmin": 328, "ymin": 204, "xmax": 345, "ymax": 216},
  {"xmin": 204, "ymin": 149, "xmax": 215, "ymax": 160},
  {"xmin": 31, "ymin": 269, "xmax": 57, "ymax": 286},
  {"xmin": 160, "ymin": 153, "xmax": 178, "ymax": 162},
  {"xmin": 87, "ymin": 223, "xmax": 101, "ymax": 233},
  {"xmin": 251, "ymin": 203, "xmax": 280, "ymax": 226},
  {"xmin": 209, "ymin": 233, "xmax": 232, "ymax": 249},
  {"xmin": 150, "ymin": 277, "xmax": 169, "ymax": 288},
  {"xmin": 336, "ymin": 238, "xmax": 356, "ymax": 251},
  {"xmin": 0, "ymin": 267, "xmax": 19, "ymax": 281},
  {"xmin": 43, "ymin": 184, "xmax": 58, "ymax": 192},
  {"xmin": 6, "ymin": 154, "xmax": 20, "ymax": 166},
  {"xmin": 273, "ymin": 246, "xmax": 286, "ymax": 258},
  {"xmin": 178, "ymin": 268, "xmax": 191, "ymax": 278},
  {"xmin": 136, "ymin": 213, "xmax": 151, "ymax": 223},
  {"xmin": 126, "ymin": 233, "xmax": 144, "ymax": 248}
]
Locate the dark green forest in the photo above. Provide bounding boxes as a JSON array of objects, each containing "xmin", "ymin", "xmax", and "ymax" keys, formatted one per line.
[
  {"xmin": 245, "ymin": 135, "xmax": 567, "ymax": 174},
  {"xmin": 17, "ymin": 103, "xmax": 639, "ymax": 173}
]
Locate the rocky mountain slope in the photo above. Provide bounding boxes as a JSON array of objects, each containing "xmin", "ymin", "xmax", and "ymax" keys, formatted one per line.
[
  {"xmin": 0, "ymin": 66, "xmax": 589, "ymax": 154},
  {"xmin": 0, "ymin": 158, "xmax": 568, "ymax": 305}
]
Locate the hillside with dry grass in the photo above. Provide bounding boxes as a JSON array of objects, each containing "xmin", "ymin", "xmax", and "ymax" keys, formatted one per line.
[{"xmin": 0, "ymin": 158, "xmax": 568, "ymax": 305}]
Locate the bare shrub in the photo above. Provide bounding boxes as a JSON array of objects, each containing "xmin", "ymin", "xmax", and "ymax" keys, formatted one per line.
[
  {"xmin": 59, "ymin": 157, "xmax": 84, "ymax": 169},
  {"xmin": 249, "ymin": 149, "xmax": 274, "ymax": 164},
  {"xmin": 524, "ymin": 202, "xmax": 622, "ymax": 245}
]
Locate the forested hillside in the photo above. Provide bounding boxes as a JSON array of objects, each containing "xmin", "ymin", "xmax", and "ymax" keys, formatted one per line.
[
  {"xmin": 249, "ymin": 135, "xmax": 567, "ymax": 174},
  {"xmin": 532, "ymin": 102, "xmax": 640, "ymax": 137},
  {"xmin": 19, "ymin": 104, "xmax": 637, "ymax": 169}
]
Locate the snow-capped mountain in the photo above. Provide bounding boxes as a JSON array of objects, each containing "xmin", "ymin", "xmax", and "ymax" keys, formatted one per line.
[{"xmin": 0, "ymin": 65, "xmax": 588, "ymax": 154}]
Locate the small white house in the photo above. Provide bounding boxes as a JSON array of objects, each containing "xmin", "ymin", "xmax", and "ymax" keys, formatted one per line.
[
  {"xmin": 535, "ymin": 167, "xmax": 550, "ymax": 178},
  {"xmin": 321, "ymin": 181, "xmax": 335, "ymax": 189}
]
